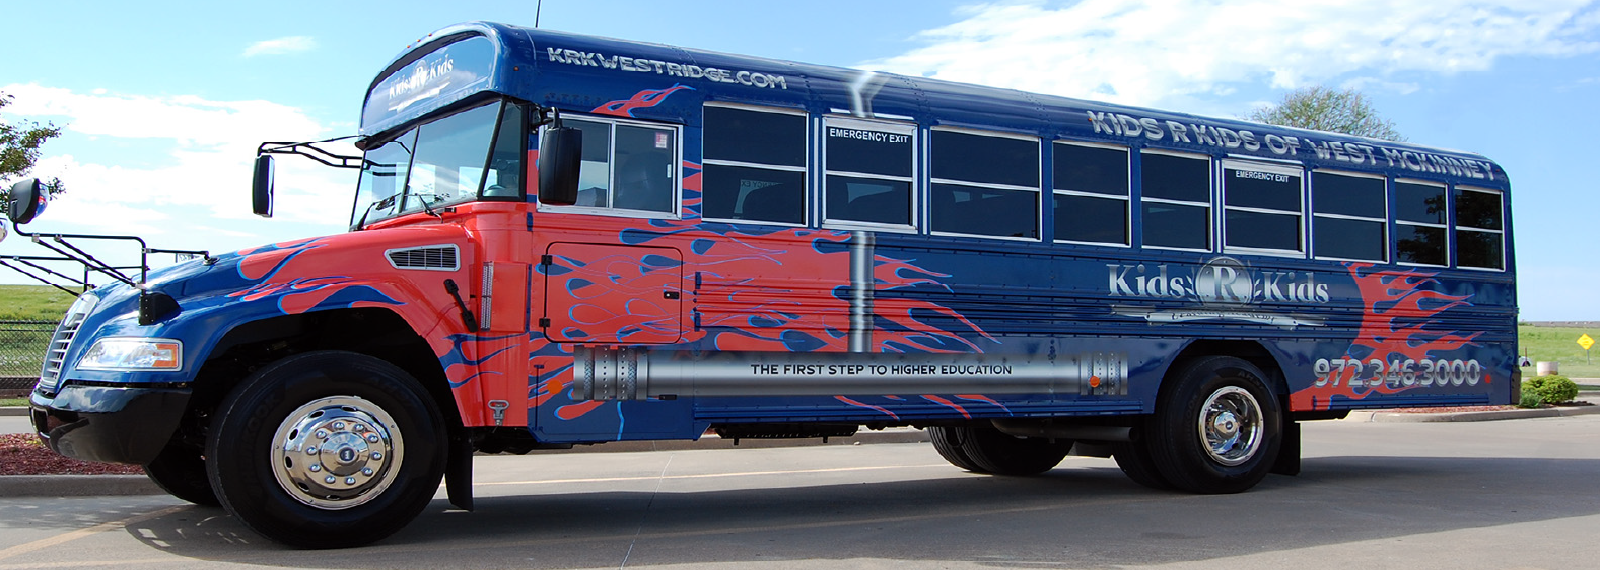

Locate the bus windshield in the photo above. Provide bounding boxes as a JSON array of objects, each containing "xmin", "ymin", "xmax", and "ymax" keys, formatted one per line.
[{"xmin": 351, "ymin": 101, "xmax": 522, "ymax": 228}]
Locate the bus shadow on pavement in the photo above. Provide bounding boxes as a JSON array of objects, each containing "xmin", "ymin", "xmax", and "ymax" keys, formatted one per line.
[{"xmin": 120, "ymin": 455, "xmax": 1597, "ymax": 567}]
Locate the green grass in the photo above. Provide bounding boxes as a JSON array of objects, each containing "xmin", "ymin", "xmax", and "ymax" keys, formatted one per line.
[
  {"xmin": 0, "ymin": 398, "xmax": 23, "ymax": 407},
  {"xmin": 1518, "ymin": 324, "xmax": 1601, "ymax": 379},
  {"xmin": 0, "ymin": 284, "xmax": 77, "ymax": 321}
]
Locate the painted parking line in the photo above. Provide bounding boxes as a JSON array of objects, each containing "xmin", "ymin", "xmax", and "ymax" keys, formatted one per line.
[{"xmin": 0, "ymin": 505, "xmax": 188, "ymax": 563}]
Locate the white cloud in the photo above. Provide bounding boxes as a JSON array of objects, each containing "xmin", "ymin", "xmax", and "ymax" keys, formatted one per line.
[
  {"xmin": 243, "ymin": 36, "xmax": 317, "ymax": 57},
  {"xmin": 0, "ymin": 84, "xmax": 353, "ymax": 233},
  {"xmin": 865, "ymin": 0, "xmax": 1600, "ymax": 109}
]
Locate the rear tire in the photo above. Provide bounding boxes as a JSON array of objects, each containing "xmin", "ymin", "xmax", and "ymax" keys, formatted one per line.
[
  {"xmin": 206, "ymin": 351, "xmax": 447, "ymax": 548},
  {"xmin": 928, "ymin": 426, "xmax": 986, "ymax": 472},
  {"xmin": 931, "ymin": 426, "xmax": 1070, "ymax": 476},
  {"xmin": 1111, "ymin": 439, "xmax": 1172, "ymax": 491},
  {"xmin": 1145, "ymin": 356, "xmax": 1281, "ymax": 494}
]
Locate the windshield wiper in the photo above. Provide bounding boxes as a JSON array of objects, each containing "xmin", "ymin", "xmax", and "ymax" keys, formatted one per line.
[{"xmin": 354, "ymin": 191, "xmax": 443, "ymax": 230}]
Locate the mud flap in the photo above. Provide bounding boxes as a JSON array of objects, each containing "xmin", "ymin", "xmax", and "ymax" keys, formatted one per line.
[
  {"xmin": 1270, "ymin": 420, "xmax": 1301, "ymax": 476},
  {"xmin": 446, "ymin": 426, "xmax": 474, "ymax": 511}
]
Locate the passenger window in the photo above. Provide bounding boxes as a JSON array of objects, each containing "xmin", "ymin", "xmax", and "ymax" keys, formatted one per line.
[
  {"xmin": 1053, "ymin": 142, "xmax": 1129, "ymax": 246},
  {"xmin": 1222, "ymin": 160, "xmax": 1303, "ymax": 254},
  {"xmin": 823, "ymin": 117, "xmax": 916, "ymax": 229},
  {"xmin": 930, "ymin": 130, "xmax": 1040, "ymax": 239},
  {"xmin": 702, "ymin": 106, "xmax": 807, "ymax": 225},
  {"xmin": 1454, "ymin": 187, "xmax": 1504, "ymax": 270},
  {"xmin": 1394, "ymin": 180, "xmax": 1447, "ymax": 266},
  {"xmin": 549, "ymin": 117, "xmax": 678, "ymax": 215},
  {"xmin": 1311, "ymin": 171, "xmax": 1386, "ymax": 262},
  {"xmin": 1140, "ymin": 151, "xmax": 1211, "ymax": 250}
]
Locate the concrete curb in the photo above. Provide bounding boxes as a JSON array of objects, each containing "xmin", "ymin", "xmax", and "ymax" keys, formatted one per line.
[
  {"xmin": 0, "ymin": 475, "xmax": 162, "ymax": 498},
  {"xmin": 1344, "ymin": 405, "xmax": 1598, "ymax": 423},
  {"xmin": 0, "ymin": 407, "xmax": 26, "ymax": 417}
]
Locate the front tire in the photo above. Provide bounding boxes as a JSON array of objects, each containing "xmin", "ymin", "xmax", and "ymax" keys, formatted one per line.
[
  {"xmin": 144, "ymin": 440, "xmax": 219, "ymax": 506},
  {"xmin": 206, "ymin": 351, "xmax": 447, "ymax": 548},
  {"xmin": 1144, "ymin": 356, "xmax": 1281, "ymax": 494}
]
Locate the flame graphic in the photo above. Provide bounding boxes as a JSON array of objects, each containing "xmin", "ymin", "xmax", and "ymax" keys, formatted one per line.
[
  {"xmin": 1291, "ymin": 263, "xmax": 1480, "ymax": 410},
  {"xmin": 592, "ymin": 84, "xmax": 694, "ymax": 117}
]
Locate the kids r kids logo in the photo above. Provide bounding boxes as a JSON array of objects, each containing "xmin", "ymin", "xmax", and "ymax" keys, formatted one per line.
[{"xmin": 1108, "ymin": 256, "xmax": 1331, "ymax": 306}]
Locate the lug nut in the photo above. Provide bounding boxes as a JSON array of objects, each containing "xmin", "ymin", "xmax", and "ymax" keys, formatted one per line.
[
  {"xmin": 333, "ymin": 422, "xmax": 346, "ymax": 430},
  {"xmin": 325, "ymin": 475, "xmax": 336, "ymax": 484},
  {"xmin": 345, "ymin": 477, "xmax": 356, "ymax": 485},
  {"xmin": 361, "ymin": 467, "xmax": 373, "ymax": 476},
  {"xmin": 354, "ymin": 424, "xmax": 366, "ymax": 432},
  {"xmin": 315, "ymin": 429, "xmax": 328, "ymax": 439},
  {"xmin": 371, "ymin": 452, "xmax": 383, "ymax": 460},
  {"xmin": 366, "ymin": 434, "xmax": 380, "ymax": 443},
  {"xmin": 306, "ymin": 446, "xmax": 319, "ymax": 455},
  {"xmin": 309, "ymin": 464, "xmax": 322, "ymax": 472}
]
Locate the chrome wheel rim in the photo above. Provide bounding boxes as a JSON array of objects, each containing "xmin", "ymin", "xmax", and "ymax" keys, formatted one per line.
[
  {"xmin": 1196, "ymin": 386, "xmax": 1262, "ymax": 467},
  {"xmin": 270, "ymin": 396, "xmax": 404, "ymax": 510}
]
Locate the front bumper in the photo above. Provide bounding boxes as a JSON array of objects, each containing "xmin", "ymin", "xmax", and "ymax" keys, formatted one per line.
[{"xmin": 30, "ymin": 383, "xmax": 191, "ymax": 465}]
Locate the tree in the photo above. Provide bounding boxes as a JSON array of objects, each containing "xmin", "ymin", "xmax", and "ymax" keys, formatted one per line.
[
  {"xmin": 1244, "ymin": 86, "xmax": 1406, "ymax": 142},
  {"xmin": 0, "ymin": 91, "xmax": 65, "ymax": 195}
]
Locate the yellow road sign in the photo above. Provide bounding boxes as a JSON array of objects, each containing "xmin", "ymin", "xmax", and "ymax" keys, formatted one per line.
[{"xmin": 1580, "ymin": 334, "xmax": 1595, "ymax": 351}]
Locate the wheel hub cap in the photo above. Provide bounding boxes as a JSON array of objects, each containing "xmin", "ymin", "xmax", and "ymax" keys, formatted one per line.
[
  {"xmin": 271, "ymin": 396, "xmax": 404, "ymax": 510},
  {"xmin": 1197, "ymin": 386, "xmax": 1262, "ymax": 467}
]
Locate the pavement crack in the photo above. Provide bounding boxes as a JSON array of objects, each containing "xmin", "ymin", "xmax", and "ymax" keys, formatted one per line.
[{"xmin": 619, "ymin": 453, "xmax": 674, "ymax": 569}]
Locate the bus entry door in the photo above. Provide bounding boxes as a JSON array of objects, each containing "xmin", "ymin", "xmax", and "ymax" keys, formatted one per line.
[{"xmin": 542, "ymin": 243, "xmax": 685, "ymax": 344}]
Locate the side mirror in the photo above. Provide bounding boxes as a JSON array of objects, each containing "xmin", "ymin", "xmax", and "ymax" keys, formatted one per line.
[
  {"xmin": 6, "ymin": 179, "xmax": 47, "ymax": 225},
  {"xmin": 537, "ymin": 127, "xmax": 581, "ymax": 206},
  {"xmin": 251, "ymin": 155, "xmax": 275, "ymax": 218}
]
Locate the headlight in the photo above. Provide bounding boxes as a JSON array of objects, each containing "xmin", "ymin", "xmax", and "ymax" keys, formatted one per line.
[{"xmin": 76, "ymin": 338, "xmax": 184, "ymax": 371}]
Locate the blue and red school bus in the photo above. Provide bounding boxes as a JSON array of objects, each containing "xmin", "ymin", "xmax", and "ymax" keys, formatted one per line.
[{"xmin": 17, "ymin": 22, "xmax": 1516, "ymax": 547}]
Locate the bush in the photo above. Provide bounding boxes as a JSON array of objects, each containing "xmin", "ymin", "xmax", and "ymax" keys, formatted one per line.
[
  {"xmin": 1518, "ymin": 389, "xmax": 1544, "ymax": 409},
  {"xmin": 1524, "ymin": 374, "xmax": 1580, "ymax": 405}
]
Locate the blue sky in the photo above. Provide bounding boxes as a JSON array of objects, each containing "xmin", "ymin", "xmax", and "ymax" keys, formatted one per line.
[{"xmin": 1, "ymin": 0, "xmax": 1596, "ymax": 321}]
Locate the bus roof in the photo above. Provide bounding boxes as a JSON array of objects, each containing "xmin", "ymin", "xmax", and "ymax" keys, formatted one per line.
[{"xmin": 361, "ymin": 21, "xmax": 1506, "ymax": 187}]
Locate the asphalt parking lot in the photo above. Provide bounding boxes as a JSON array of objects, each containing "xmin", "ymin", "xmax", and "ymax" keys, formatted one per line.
[{"xmin": 0, "ymin": 414, "xmax": 1595, "ymax": 569}]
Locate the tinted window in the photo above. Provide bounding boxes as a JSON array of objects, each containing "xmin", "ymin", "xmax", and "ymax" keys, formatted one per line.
[
  {"xmin": 1142, "ymin": 202, "xmax": 1209, "ymax": 249},
  {"xmin": 824, "ymin": 118, "xmax": 915, "ymax": 228},
  {"xmin": 704, "ymin": 106, "xmax": 806, "ymax": 166},
  {"xmin": 1224, "ymin": 168, "xmax": 1301, "ymax": 211},
  {"xmin": 826, "ymin": 123, "xmax": 912, "ymax": 176},
  {"xmin": 1456, "ymin": 229, "xmax": 1503, "ymax": 270},
  {"xmin": 931, "ymin": 131, "xmax": 1038, "ymax": 187},
  {"xmin": 1141, "ymin": 153, "xmax": 1209, "ymax": 202},
  {"xmin": 1396, "ymin": 224, "xmax": 1447, "ymax": 266},
  {"xmin": 930, "ymin": 184, "xmax": 1037, "ymax": 238},
  {"xmin": 1455, "ymin": 189, "xmax": 1502, "ymax": 230},
  {"xmin": 1226, "ymin": 210, "xmax": 1300, "ymax": 251},
  {"xmin": 1054, "ymin": 143, "xmax": 1128, "ymax": 196},
  {"xmin": 827, "ymin": 177, "xmax": 911, "ymax": 225},
  {"xmin": 1312, "ymin": 172, "xmax": 1384, "ymax": 218},
  {"xmin": 1395, "ymin": 181, "xmax": 1446, "ymax": 224},
  {"xmin": 703, "ymin": 106, "xmax": 807, "ymax": 225},
  {"xmin": 1054, "ymin": 194, "xmax": 1127, "ymax": 244},
  {"xmin": 701, "ymin": 166, "xmax": 805, "ymax": 224},
  {"xmin": 1314, "ymin": 217, "xmax": 1386, "ymax": 261}
]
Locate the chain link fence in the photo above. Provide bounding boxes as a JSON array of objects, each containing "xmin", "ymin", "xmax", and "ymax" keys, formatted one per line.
[{"xmin": 1, "ymin": 320, "xmax": 54, "ymax": 395}]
